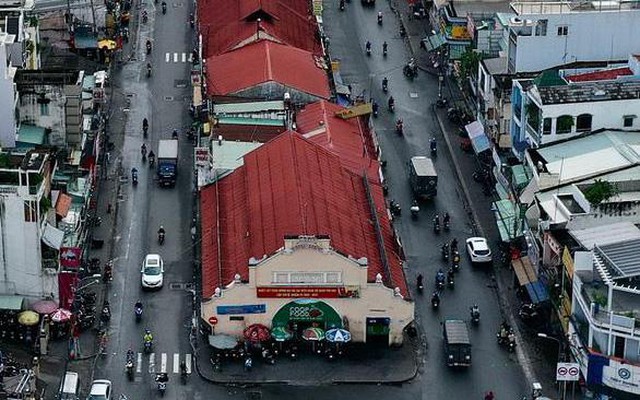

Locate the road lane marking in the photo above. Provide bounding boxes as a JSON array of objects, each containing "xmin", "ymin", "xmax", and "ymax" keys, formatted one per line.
[
  {"xmin": 165, "ymin": 52, "xmax": 170, "ymax": 63},
  {"xmin": 148, "ymin": 353, "xmax": 155, "ymax": 373},
  {"xmin": 188, "ymin": 53, "xmax": 193, "ymax": 63},
  {"xmin": 185, "ymin": 354, "xmax": 192, "ymax": 374},
  {"xmin": 181, "ymin": 53, "xmax": 186, "ymax": 63},
  {"xmin": 136, "ymin": 353, "xmax": 142, "ymax": 373},
  {"xmin": 173, "ymin": 53, "xmax": 178, "ymax": 63},
  {"xmin": 173, "ymin": 353, "xmax": 180, "ymax": 373},
  {"xmin": 161, "ymin": 353, "xmax": 167, "ymax": 373}
]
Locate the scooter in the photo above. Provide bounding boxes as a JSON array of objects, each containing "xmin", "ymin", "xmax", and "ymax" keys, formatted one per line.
[
  {"xmin": 126, "ymin": 361, "xmax": 134, "ymax": 381},
  {"xmin": 395, "ymin": 119, "xmax": 403, "ymax": 136},
  {"xmin": 430, "ymin": 138, "xmax": 437, "ymax": 157},
  {"xmin": 161, "ymin": 2, "xmax": 167, "ymax": 14},
  {"xmin": 410, "ymin": 201, "xmax": 420, "ymax": 219},
  {"xmin": 144, "ymin": 340, "xmax": 153, "ymax": 353},
  {"xmin": 389, "ymin": 200, "xmax": 401, "ymax": 216},
  {"xmin": 372, "ymin": 102, "xmax": 379, "ymax": 118},
  {"xmin": 158, "ymin": 231, "xmax": 165, "ymax": 245},
  {"xmin": 433, "ymin": 216, "xmax": 441, "ymax": 234},
  {"xmin": 416, "ymin": 275, "xmax": 424, "ymax": 294},
  {"xmin": 146, "ymin": 41, "xmax": 152, "ymax": 55},
  {"xmin": 470, "ymin": 307, "xmax": 480, "ymax": 324},
  {"xmin": 377, "ymin": 12, "xmax": 383, "ymax": 25},
  {"xmin": 339, "ymin": 0, "xmax": 344, "ymax": 10},
  {"xmin": 431, "ymin": 293, "xmax": 440, "ymax": 309},
  {"xmin": 135, "ymin": 306, "xmax": 143, "ymax": 322},
  {"xmin": 142, "ymin": 11, "xmax": 148, "ymax": 23},
  {"xmin": 441, "ymin": 244, "xmax": 449, "ymax": 262},
  {"xmin": 131, "ymin": 169, "xmax": 138, "ymax": 186},
  {"xmin": 146, "ymin": 64, "xmax": 152, "ymax": 78}
]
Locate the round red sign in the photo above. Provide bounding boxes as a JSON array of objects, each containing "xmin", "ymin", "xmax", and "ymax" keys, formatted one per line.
[{"xmin": 208, "ymin": 316, "xmax": 218, "ymax": 325}]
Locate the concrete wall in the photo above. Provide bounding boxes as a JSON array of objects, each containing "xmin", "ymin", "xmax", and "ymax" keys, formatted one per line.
[
  {"xmin": 512, "ymin": 11, "xmax": 640, "ymax": 72},
  {"xmin": 201, "ymin": 246, "xmax": 414, "ymax": 345},
  {"xmin": 233, "ymin": 82, "xmax": 325, "ymax": 106},
  {"xmin": 0, "ymin": 43, "xmax": 16, "ymax": 148},
  {"xmin": 19, "ymin": 85, "xmax": 67, "ymax": 146}
]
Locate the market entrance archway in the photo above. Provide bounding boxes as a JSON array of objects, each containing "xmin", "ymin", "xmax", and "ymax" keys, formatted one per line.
[{"xmin": 272, "ymin": 300, "xmax": 342, "ymax": 333}]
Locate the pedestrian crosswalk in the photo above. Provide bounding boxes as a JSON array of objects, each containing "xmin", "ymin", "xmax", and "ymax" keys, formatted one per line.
[
  {"xmin": 165, "ymin": 52, "xmax": 193, "ymax": 63},
  {"xmin": 133, "ymin": 352, "xmax": 192, "ymax": 374}
]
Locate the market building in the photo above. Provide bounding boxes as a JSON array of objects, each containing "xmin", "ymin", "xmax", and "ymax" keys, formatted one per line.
[{"xmin": 200, "ymin": 132, "xmax": 413, "ymax": 346}]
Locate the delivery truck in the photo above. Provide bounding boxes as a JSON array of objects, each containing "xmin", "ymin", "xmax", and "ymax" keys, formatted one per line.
[{"xmin": 157, "ymin": 140, "xmax": 178, "ymax": 187}]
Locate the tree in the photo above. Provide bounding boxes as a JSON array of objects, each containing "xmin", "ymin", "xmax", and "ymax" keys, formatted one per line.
[
  {"xmin": 583, "ymin": 179, "xmax": 618, "ymax": 206},
  {"xmin": 458, "ymin": 47, "xmax": 482, "ymax": 80}
]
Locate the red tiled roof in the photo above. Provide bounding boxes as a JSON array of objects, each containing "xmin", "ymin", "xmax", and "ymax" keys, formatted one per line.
[
  {"xmin": 566, "ymin": 67, "xmax": 633, "ymax": 82},
  {"xmin": 296, "ymin": 100, "xmax": 381, "ymax": 182},
  {"xmin": 200, "ymin": 131, "xmax": 408, "ymax": 299},
  {"xmin": 205, "ymin": 41, "xmax": 330, "ymax": 99},
  {"xmin": 198, "ymin": 0, "xmax": 321, "ymax": 57}
]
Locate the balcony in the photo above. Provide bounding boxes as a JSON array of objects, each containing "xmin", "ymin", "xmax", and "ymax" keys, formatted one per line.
[{"xmin": 577, "ymin": 283, "xmax": 640, "ymax": 336}]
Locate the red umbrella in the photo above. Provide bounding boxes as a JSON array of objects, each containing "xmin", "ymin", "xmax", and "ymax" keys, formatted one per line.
[
  {"xmin": 50, "ymin": 308, "xmax": 72, "ymax": 323},
  {"xmin": 32, "ymin": 300, "xmax": 58, "ymax": 314},
  {"xmin": 243, "ymin": 324, "xmax": 271, "ymax": 343}
]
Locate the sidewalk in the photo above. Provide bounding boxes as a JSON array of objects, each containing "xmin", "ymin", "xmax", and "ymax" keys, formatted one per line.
[
  {"xmin": 194, "ymin": 333, "xmax": 421, "ymax": 385},
  {"xmin": 394, "ymin": 1, "xmax": 560, "ymax": 397}
]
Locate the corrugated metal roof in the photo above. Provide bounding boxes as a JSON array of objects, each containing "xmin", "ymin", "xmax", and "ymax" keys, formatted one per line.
[
  {"xmin": 570, "ymin": 222, "xmax": 640, "ymax": 250},
  {"xmin": 598, "ymin": 238, "xmax": 640, "ymax": 279},
  {"xmin": 198, "ymin": 0, "xmax": 322, "ymax": 57},
  {"xmin": 214, "ymin": 101, "xmax": 285, "ymax": 114},
  {"xmin": 205, "ymin": 41, "xmax": 330, "ymax": 99},
  {"xmin": 200, "ymin": 131, "xmax": 407, "ymax": 298},
  {"xmin": 444, "ymin": 320, "xmax": 470, "ymax": 344},
  {"xmin": 296, "ymin": 100, "xmax": 380, "ymax": 181}
]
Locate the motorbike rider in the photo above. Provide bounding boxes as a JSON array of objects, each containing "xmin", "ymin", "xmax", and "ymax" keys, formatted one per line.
[
  {"xmin": 158, "ymin": 225, "xmax": 165, "ymax": 237},
  {"xmin": 161, "ymin": 0, "xmax": 167, "ymax": 13},
  {"xmin": 377, "ymin": 11, "xmax": 383, "ymax": 23},
  {"xmin": 180, "ymin": 360, "xmax": 187, "ymax": 376},
  {"xmin": 189, "ymin": 13, "xmax": 194, "ymax": 28},
  {"xmin": 484, "ymin": 391, "xmax": 495, "ymax": 400},
  {"xmin": 443, "ymin": 212, "xmax": 450, "ymax": 226},
  {"xmin": 430, "ymin": 137, "xmax": 437, "ymax": 152},
  {"xmin": 143, "ymin": 329, "xmax": 153, "ymax": 344},
  {"xmin": 382, "ymin": 77, "xmax": 388, "ymax": 91},
  {"xmin": 433, "ymin": 213, "xmax": 441, "ymax": 229},
  {"xmin": 436, "ymin": 269, "xmax": 445, "ymax": 285},
  {"xmin": 447, "ymin": 268, "xmax": 455, "ymax": 283},
  {"xmin": 470, "ymin": 304, "xmax": 480, "ymax": 319},
  {"xmin": 148, "ymin": 150, "xmax": 155, "ymax": 165},
  {"xmin": 140, "ymin": 143, "xmax": 147, "ymax": 158},
  {"xmin": 450, "ymin": 238, "xmax": 458, "ymax": 251},
  {"xmin": 365, "ymin": 40, "xmax": 372, "ymax": 54},
  {"xmin": 172, "ymin": 129, "xmax": 179, "ymax": 139},
  {"xmin": 499, "ymin": 321, "xmax": 510, "ymax": 340},
  {"xmin": 372, "ymin": 101, "xmax": 379, "ymax": 116},
  {"xmin": 431, "ymin": 291, "xmax": 440, "ymax": 305},
  {"xmin": 416, "ymin": 274, "xmax": 423, "ymax": 289},
  {"xmin": 388, "ymin": 96, "xmax": 395, "ymax": 110},
  {"xmin": 131, "ymin": 167, "xmax": 138, "ymax": 177},
  {"xmin": 395, "ymin": 118, "xmax": 403, "ymax": 134},
  {"xmin": 135, "ymin": 300, "xmax": 143, "ymax": 312},
  {"xmin": 382, "ymin": 41, "xmax": 388, "ymax": 55},
  {"xmin": 146, "ymin": 39, "xmax": 152, "ymax": 53},
  {"xmin": 142, "ymin": 118, "xmax": 149, "ymax": 130},
  {"xmin": 410, "ymin": 200, "xmax": 420, "ymax": 214}
]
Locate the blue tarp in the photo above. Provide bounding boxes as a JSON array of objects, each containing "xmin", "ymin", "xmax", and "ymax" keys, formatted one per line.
[{"xmin": 524, "ymin": 281, "xmax": 549, "ymax": 304}]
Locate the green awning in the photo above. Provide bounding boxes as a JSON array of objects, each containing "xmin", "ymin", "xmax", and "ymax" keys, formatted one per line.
[
  {"xmin": 0, "ymin": 295, "xmax": 25, "ymax": 311},
  {"xmin": 510, "ymin": 165, "xmax": 531, "ymax": 191},
  {"xmin": 17, "ymin": 125, "xmax": 46, "ymax": 148},
  {"xmin": 493, "ymin": 199, "xmax": 522, "ymax": 242}
]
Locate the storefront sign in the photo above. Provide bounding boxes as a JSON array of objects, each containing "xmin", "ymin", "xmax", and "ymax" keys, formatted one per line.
[
  {"xmin": 562, "ymin": 246, "xmax": 574, "ymax": 279},
  {"xmin": 60, "ymin": 247, "xmax": 82, "ymax": 269},
  {"xmin": 272, "ymin": 300, "xmax": 343, "ymax": 327},
  {"xmin": 602, "ymin": 359, "xmax": 640, "ymax": 395},
  {"xmin": 257, "ymin": 286, "xmax": 358, "ymax": 299},
  {"xmin": 217, "ymin": 304, "xmax": 266, "ymax": 315},
  {"xmin": 194, "ymin": 147, "xmax": 209, "ymax": 167}
]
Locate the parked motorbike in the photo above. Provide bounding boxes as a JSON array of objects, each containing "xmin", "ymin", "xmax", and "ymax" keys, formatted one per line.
[
  {"xmin": 436, "ymin": 98, "xmax": 448, "ymax": 108},
  {"xmin": 497, "ymin": 326, "xmax": 516, "ymax": 352},
  {"xmin": 389, "ymin": 200, "xmax": 401, "ymax": 216}
]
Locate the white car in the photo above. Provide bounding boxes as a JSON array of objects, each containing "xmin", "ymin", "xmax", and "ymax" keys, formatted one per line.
[
  {"xmin": 466, "ymin": 237, "xmax": 492, "ymax": 263},
  {"xmin": 141, "ymin": 254, "xmax": 164, "ymax": 289},
  {"xmin": 87, "ymin": 379, "xmax": 111, "ymax": 400}
]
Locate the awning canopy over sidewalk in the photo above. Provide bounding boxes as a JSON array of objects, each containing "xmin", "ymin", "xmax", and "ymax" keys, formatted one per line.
[{"xmin": 465, "ymin": 121, "xmax": 490, "ymax": 154}]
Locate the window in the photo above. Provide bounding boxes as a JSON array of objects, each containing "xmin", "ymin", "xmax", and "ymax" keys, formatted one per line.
[
  {"xmin": 614, "ymin": 335, "xmax": 625, "ymax": 358},
  {"xmin": 556, "ymin": 115, "xmax": 574, "ymax": 134},
  {"xmin": 40, "ymin": 103, "xmax": 49, "ymax": 116},
  {"xmin": 535, "ymin": 19, "xmax": 548, "ymax": 36},
  {"xmin": 576, "ymin": 114, "xmax": 592, "ymax": 132},
  {"xmin": 557, "ymin": 25, "xmax": 568, "ymax": 36},
  {"xmin": 543, "ymin": 118, "xmax": 552, "ymax": 135},
  {"xmin": 623, "ymin": 115, "xmax": 636, "ymax": 127},
  {"xmin": 272, "ymin": 271, "xmax": 343, "ymax": 284},
  {"xmin": 24, "ymin": 200, "xmax": 37, "ymax": 222}
]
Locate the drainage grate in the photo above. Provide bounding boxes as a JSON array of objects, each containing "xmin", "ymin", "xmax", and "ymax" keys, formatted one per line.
[
  {"xmin": 164, "ymin": 96, "xmax": 174, "ymax": 101},
  {"xmin": 174, "ymin": 79, "xmax": 188, "ymax": 88},
  {"xmin": 169, "ymin": 283, "xmax": 185, "ymax": 290}
]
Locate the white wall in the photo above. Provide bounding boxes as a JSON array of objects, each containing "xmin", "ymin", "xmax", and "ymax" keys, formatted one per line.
[
  {"xmin": 0, "ymin": 43, "xmax": 16, "ymax": 148},
  {"xmin": 537, "ymin": 98, "xmax": 640, "ymax": 145},
  {"xmin": 513, "ymin": 11, "xmax": 640, "ymax": 72},
  {"xmin": 19, "ymin": 89, "xmax": 67, "ymax": 146}
]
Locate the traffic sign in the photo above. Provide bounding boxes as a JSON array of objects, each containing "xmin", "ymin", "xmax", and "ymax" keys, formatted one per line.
[
  {"xmin": 208, "ymin": 316, "xmax": 218, "ymax": 325},
  {"xmin": 556, "ymin": 362, "xmax": 580, "ymax": 381}
]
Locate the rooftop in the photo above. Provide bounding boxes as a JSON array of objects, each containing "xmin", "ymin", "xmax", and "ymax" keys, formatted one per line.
[
  {"xmin": 510, "ymin": 0, "xmax": 640, "ymax": 15},
  {"xmin": 199, "ymin": 0, "xmax": 321, "ymax": 57},
  {"xmin": 211, "ymin": 122, "xmax": 287, "ymax": 143},
  {"xmin": 205, "ymin": 40, "xmax": 330, "ymax": 99},
  {"xmin": 596, "ymin": 239, "xmax": 640, "ymax": 280},
  {"xmin": 295, "ymin": 100, "xmax": 381, "ymax": 182},
  {"xmin": 565, "ymin": 67, "xmax": 634, "ymax": 82},
  {"xmin": 529, "ymin": 129, "xmax": 640, "ymax": 183},
  {"xmin": 209, "ymin": 139, "xmax": 263, "ymax": 182},
  {"xmin": 531, "ymin": 75, "xmax": 640, "ymax": 105},
  {"xmin": 14, "ymin": 69, "xmax": 82, "ymax": 87},
  {"xmin": 200, "ymin": 131, "xmax": 407, "ymax": 298},
  {"xmin": 570, "ymin": 222, "xmax": 640, "ymax": 250}
]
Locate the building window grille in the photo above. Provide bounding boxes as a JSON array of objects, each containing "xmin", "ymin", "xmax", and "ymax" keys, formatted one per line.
[{"xmin": 557, "ymin": 26, "xmax": 568, "ymax": 36}]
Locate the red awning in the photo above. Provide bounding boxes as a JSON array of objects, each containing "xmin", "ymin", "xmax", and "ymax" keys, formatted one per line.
[{"xmin": 56, "ymin": 193, "xmax": 72, "ymax": 217}]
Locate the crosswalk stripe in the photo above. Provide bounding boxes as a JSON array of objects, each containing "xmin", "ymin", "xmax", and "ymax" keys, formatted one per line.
[
  {"xmin": 148, "ymin": 353, "xmax": 155, "ymax": 373},
  {"xmin": 173, "ymin": 53, "xmax": 178, "ymax": 63},
  {"xmin": 188, "ymin": 53, "xmax": 193, "ymax": 63},
  {"xmin": 173, "ymin": 353, "xmax": 180, "ymax": 373},
  {"xmin": 161, "ymin": 353, "xmax": 167, "ymax": 373},
  {"xmin": 185, "ymin": 354, "xmax": 192, "ymax": 374},
  {"xmin": 165, "ymin": 52, "xmax": 170, "ymax": 63},
  {"xmin": 136, "ymin": 353, "xmax": 142, "ymax": 373},
  {"xmin": 181, "ymin": 53, "xmax": 186, "ymax": 63}
]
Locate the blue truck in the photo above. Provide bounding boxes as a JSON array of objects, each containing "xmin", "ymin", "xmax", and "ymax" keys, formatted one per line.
[{"xmin": 157, "ymin": 140, "xmax": 178, "ymax": 187}]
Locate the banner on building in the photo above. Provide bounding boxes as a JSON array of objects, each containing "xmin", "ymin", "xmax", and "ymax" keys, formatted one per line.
[
  {"xmin": 257, "ymin": 286, "xmax": 359, "ymax": 299},
  {"xmin": 60, "ymin": 247, "xmax": 82, "ymax": 269}
]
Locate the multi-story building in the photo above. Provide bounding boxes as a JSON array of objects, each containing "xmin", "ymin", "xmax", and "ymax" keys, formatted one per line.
[
  {"xmin": 510, "ymin": 56, "xmax": 640, "ymax": 155},
  {"xmin": 14, "ymin": 69, "xmax": 85, "ymax": 147},
  {"xmin": 507, "ymin": 1, "xmax": 640, "ymax": 73},
  {"xmin": 0, "ymin": 148, "xmax": 60, "ymax": 301}
]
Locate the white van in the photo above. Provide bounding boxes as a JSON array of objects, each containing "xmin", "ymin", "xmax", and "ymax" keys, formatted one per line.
[{"xmin": 59, "ymin": 371, "xmax": 79, "ymax": 400}]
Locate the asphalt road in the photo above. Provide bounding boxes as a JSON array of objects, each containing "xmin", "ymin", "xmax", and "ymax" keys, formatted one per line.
[
  {"xmin": 94, "ymin": 0, "xmax": 531, "ymax": 399},
  {"xmin": 93, "ymin": 0, "xmax": 199, "ymax": 398}
]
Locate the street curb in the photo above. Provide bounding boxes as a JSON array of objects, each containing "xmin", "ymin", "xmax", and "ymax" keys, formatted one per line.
[{"xmin": 192, "ymin": 346, "xmax": 419, "ymax": 386}]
